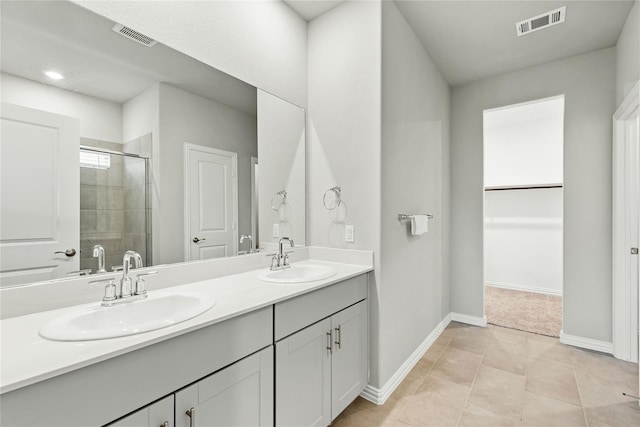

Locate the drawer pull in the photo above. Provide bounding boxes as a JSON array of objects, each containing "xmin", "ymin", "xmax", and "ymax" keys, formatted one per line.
[
  {"xmin": 160, "ymin": 422, "xmax": 169, "ymax": 427},
  {"xmin": 335, "ymin": 325, "xmax": 341, "ymax": 349},
  {"xmin": 186, "ymin": 407, "xmax": 195, "ymax": 427},
  {"xmin": 326, "ymin": 330, "xmax": 333, "ymax": 354}
]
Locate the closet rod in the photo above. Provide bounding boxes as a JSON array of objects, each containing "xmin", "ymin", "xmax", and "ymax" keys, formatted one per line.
[{"xmin": 484, "ymin": 184, "xmax": 563, "ymax": 191}]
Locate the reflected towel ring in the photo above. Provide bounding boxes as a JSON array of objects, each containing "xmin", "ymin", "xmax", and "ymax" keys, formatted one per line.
[
  {"xmin": 323, "ymin": 186, "xmax": 342, "ymax": 210},
  {"xmin": 271, "ymin": 190, "xmax": 291, "ymax": 222},
  {"xmin": 271, "ymin": 190, "xmax": 287, "ymax": 211}
]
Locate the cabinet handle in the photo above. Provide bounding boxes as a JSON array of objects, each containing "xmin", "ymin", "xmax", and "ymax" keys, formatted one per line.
[
  {"xmin": 160, "ymin": 422, "xmax": 169, "ymax": 427},
  {"xmin": 335, "ymin": 325, "xmax": 341, "ymax": 349},
  {"xmin": 326, "ymin": 330, "xmax": 333, "ymax": 354},
  {"xmin": 186, "ymin": 407, "xmax": 195, "ymax": 427}
]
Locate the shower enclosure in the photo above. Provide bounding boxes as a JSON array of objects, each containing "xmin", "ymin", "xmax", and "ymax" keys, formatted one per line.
[{"xmin": 79, "ymin": 141, "xmax": 150, "ymax": 273}]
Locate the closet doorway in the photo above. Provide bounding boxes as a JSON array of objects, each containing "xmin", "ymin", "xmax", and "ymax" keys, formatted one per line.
[{"xmin": 483, "ymin": 96, "xmax": 565, "ymax": 337}]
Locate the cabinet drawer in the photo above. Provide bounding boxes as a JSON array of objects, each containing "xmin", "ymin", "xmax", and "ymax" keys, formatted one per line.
[{"xmin": 274, "ymin": 274, "xmax": 367, "ymax": 341}]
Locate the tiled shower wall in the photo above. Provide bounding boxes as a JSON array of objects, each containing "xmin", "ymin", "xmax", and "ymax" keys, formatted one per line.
[{"xmin": 79, "ymin": 138, "xmax": 149, "ymax": 273}]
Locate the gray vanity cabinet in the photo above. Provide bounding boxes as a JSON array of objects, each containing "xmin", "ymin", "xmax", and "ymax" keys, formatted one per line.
[
  {"xmin": 107, "ymin": 396, "xmax": 174, "ymax": 427},
  {"xmin": 330, "ymin": 301, "xmax": 368, "ymax": 419},
  {"xmin": 107, "ymin": 347, "xmax": 273, "ymax": 427},
  {"xmin": 276, "ymin": 318, "xmax": 332, "ymax": 426},
  {"xmin": 175, "ymin": 346, "xmax": 274, "ymax": 427},
  {"xmin": 275, "ymin": 275, "xmax": 368, "ymax": 427}
]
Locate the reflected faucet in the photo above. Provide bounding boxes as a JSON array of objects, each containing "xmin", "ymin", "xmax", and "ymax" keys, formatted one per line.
[
  {"xmin": 93, "ymin": 245, "xmax": 107, "ymax": 274},
  {"xmin": 271, "ymin": 237, "xmax": 294, "ymax": 270},
  {"xmin": 121, "ymin": 250, "xmax": 143, "ymax": 298},
  {"xmin": 240, "ymin": 234, "xmax": 253, "ymax": 253}
]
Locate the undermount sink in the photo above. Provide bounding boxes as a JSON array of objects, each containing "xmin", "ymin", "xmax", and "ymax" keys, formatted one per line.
[
  {"xmin": 39, "ymin": 290, "xmax": 216, "ymax": 341},
  {"xmin": 258, "ymin": 264, "xmax": 337, "ymax": 284}
]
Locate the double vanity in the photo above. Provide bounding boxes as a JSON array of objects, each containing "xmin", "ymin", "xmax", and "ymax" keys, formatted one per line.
[{"xmin": 0, "ymin": 249, "xmax": 372, "ymax": 427}]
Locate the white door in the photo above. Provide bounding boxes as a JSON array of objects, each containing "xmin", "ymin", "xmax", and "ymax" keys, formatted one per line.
[
  {"xmin": 107, "ymin": 395, "xmax": 173, "ymax": 427},
  {"xmin": 185, "ymin": 144, "xmax": 237, "ymax": 261},
  {"xmin": 627, "ymin": 114, "xmax": 640, "ymax": 363},
  {"xmin": 0, "ymin": 103, "xmax": 80, "ymax": 287},
  {"xmin": 276, "ymin": 318, "xmax": 332, "ymax": 427},
  {"xmin": 613, "ymin": 83, "xmax": 640, "ymax": 363},
  {"xmin": 331, "ymin": 301, "xmax": 368, "ymax": 420},
  {"xmin": 175, "ymin": 347, "xmax": 274, "ymax": 427}
]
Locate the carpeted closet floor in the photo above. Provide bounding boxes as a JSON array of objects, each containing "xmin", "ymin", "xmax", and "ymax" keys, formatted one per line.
[{"xmin": 485, "ymin": 285, "xmax": 562, "ymax": 337}]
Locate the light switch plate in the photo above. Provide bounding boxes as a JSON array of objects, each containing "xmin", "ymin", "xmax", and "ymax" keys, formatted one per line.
[
  {"xmin": 272, "ymin": 224, "xmax": 279, "ymax": 238},
  {"xmin": 345, "ymin": 225, "xmax": 354, "ymax": 243}
]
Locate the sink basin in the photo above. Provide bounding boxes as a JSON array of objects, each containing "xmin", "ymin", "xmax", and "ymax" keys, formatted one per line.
[
  {"xmin": 39, "ymin": 291, "xmax": 216, "ymax": 341},
  {"xmin": 258, "ymin": 264, "xmax": 337, "ymax": 284}
]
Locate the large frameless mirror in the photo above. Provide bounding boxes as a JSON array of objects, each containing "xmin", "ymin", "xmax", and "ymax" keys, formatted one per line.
[{"xmin": 0, "ymin": 0, "xmax": 305, "ymax": 288}]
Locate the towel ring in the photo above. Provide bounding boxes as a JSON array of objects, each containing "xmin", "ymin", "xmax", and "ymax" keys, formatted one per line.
[
  {"xmin": 271, "ymin": 190, "xmax": 287, "ymax": 211},
  {"xmin": 323, "ymin": 186, "xmax": 342, "ymax": 210}
]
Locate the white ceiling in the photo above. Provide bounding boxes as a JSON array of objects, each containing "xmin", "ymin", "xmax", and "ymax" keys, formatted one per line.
[
  {"xmin": 284, "ymin": 0, "xmax": 346, "ymax": 21},
  {"xmin": 0, "ymin": 1, "xmax": 257, "ymax": 115},
  {"xmin": 395, "ymin": 0, "xmax": 636, "ymax": 86}
]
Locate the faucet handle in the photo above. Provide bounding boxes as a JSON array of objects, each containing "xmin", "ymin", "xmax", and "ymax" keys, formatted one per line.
[
  {"xmin": 134, "ymin": 271, "xmax": 158, "ymax": 296},
  {"xmin": 89, "ymin": 278, "xmax": 117, "ymax": 304}
]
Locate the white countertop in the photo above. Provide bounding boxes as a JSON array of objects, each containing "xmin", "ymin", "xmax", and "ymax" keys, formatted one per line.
[{"xmin": 0, "ymin": 259, "xmax": 372, "ymax": 394}]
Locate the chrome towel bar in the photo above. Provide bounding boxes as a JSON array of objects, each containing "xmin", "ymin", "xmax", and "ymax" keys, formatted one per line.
[{"xmin": 397, "ymin": 213, "xmax": 434, "ymax": 221}]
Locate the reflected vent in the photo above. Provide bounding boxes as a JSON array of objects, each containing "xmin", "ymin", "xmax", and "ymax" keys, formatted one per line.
[
  {"xmin": 112, "ymin": 23, "xmax": 157, "ymax": 47},
  {"xmin": 516, "ymin": 6, "xmax": 566, "ymax": 37}
]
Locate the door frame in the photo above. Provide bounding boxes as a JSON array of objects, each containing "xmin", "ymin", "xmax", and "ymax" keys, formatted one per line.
[
  {"xmin": 183, "ymin": 143, "xmax": 238, "ymax": 261},
  {"xmin": 612, "ymin": 80, "xmax": 640, "ymax": 362},
  {"xmin": 250, "ymin": 156, "xmax": 258, "ymax": 250}
]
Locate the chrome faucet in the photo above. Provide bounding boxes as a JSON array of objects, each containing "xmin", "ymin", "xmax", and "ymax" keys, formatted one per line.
[
  {"xmin": 240, "ymin": 234, "xmax": 253, "ymax": 253},
  {"xmin": 93, "ymin": 244, "xmax": 107, "ymax": 274},
  {"xmin": 90, "ymin": 250, "xmax": 156, "ymax": 307},
  {"xmin": 121, "ymin": 250, "xmax": 143, "ymax": 298},
  {"xmin": 271, "ymin": 237, "xmax": 294, "ymax": 270}
]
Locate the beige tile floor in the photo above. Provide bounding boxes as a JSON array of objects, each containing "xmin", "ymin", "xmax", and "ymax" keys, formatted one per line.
[{"xmin": 332, "ymin": 322, "xmax": 640, "ymax": 427}]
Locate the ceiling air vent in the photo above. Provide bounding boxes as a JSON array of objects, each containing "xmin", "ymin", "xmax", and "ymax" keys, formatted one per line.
[
  {"xmin": 516, "ymin": 6, "xmax": 566, "ymax": 37},
  {"xmin": 112, "ymin": 23, "xmax": 157, "ymax": 47}
]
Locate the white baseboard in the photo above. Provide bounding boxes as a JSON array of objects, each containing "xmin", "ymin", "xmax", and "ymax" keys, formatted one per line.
[
  {"xmin": 451, "ymin": 312, "xmax": 487, "ymax": 327},
  {"xmin": 560, "ymin": 331, "xmax": 613, "ymax": 354},
  {"xmin": 486, "ymin": 281, "xmax": 563, "ymax": 297},
  {"xmin": 360, "ymin": 313, "xmax": 452, "ymax": 405}
]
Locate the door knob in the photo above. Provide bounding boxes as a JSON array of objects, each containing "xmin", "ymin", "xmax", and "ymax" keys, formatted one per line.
[
  {"xmin": 54, "ymin": 248, "xmax": 76, "ymax": 257},
  {"xmin": 192, "ymin": 237, "xmax": 206, "ymax": 243}
]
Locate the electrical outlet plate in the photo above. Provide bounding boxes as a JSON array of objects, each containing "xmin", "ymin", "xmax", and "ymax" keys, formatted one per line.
[
  {"xmin": 272, "ymin": 224, "xmax": 279, "ymax": 238},
  {"xmin": 345, "ymin": 225, "xmax": 354, "ymax": 243}
]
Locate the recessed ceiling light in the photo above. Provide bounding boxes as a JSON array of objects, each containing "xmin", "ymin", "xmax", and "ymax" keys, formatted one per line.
[{"xmin": 44, "ymin": 70, "xmax": 64, "ymax": 80}]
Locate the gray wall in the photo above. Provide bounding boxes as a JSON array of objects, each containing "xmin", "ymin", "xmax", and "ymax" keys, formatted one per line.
[
  {"xmin": 616, "ymin": 0, "xmax": 639, "ymax": 104},
  {"xmin": 379, "ymin": 0, "xmax": 451, "ymax": 386},
  {"xmin": 307, "ymin": 0, "xmax": 382, "ymax": 253},
  {"xmin": 451, "ymin": 47, "xmax": 616, "ymax": 342}
]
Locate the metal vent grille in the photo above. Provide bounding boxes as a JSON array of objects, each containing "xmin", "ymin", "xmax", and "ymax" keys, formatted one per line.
[
  {"xmin": 112, "ymin": 24, "xmax": 157, "ymax": 47},
  {"xmin": 516, "ymin": 6, "xmax": 566, "ymax": 37}
]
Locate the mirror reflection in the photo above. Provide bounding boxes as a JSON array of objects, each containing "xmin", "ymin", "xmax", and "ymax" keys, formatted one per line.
[{"xmin": 0, "ymin": 0, "xmax": 305, "ymax": 288}]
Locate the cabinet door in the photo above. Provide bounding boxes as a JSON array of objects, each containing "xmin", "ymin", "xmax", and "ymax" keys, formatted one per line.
[
  {"xmin": 331, "ymin": 301, "xmax": 368, "ymax": 420},
  {"xmin": 106, "ymin": 395, "xmax": 173, "ymax": 427},
  {"xmin": 276, "ymin": 318, "xmax": 332, "ymax": 427},
  {"xmin": 175, "ymin": 346, "xmax": 273, "ymax": 427}
]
